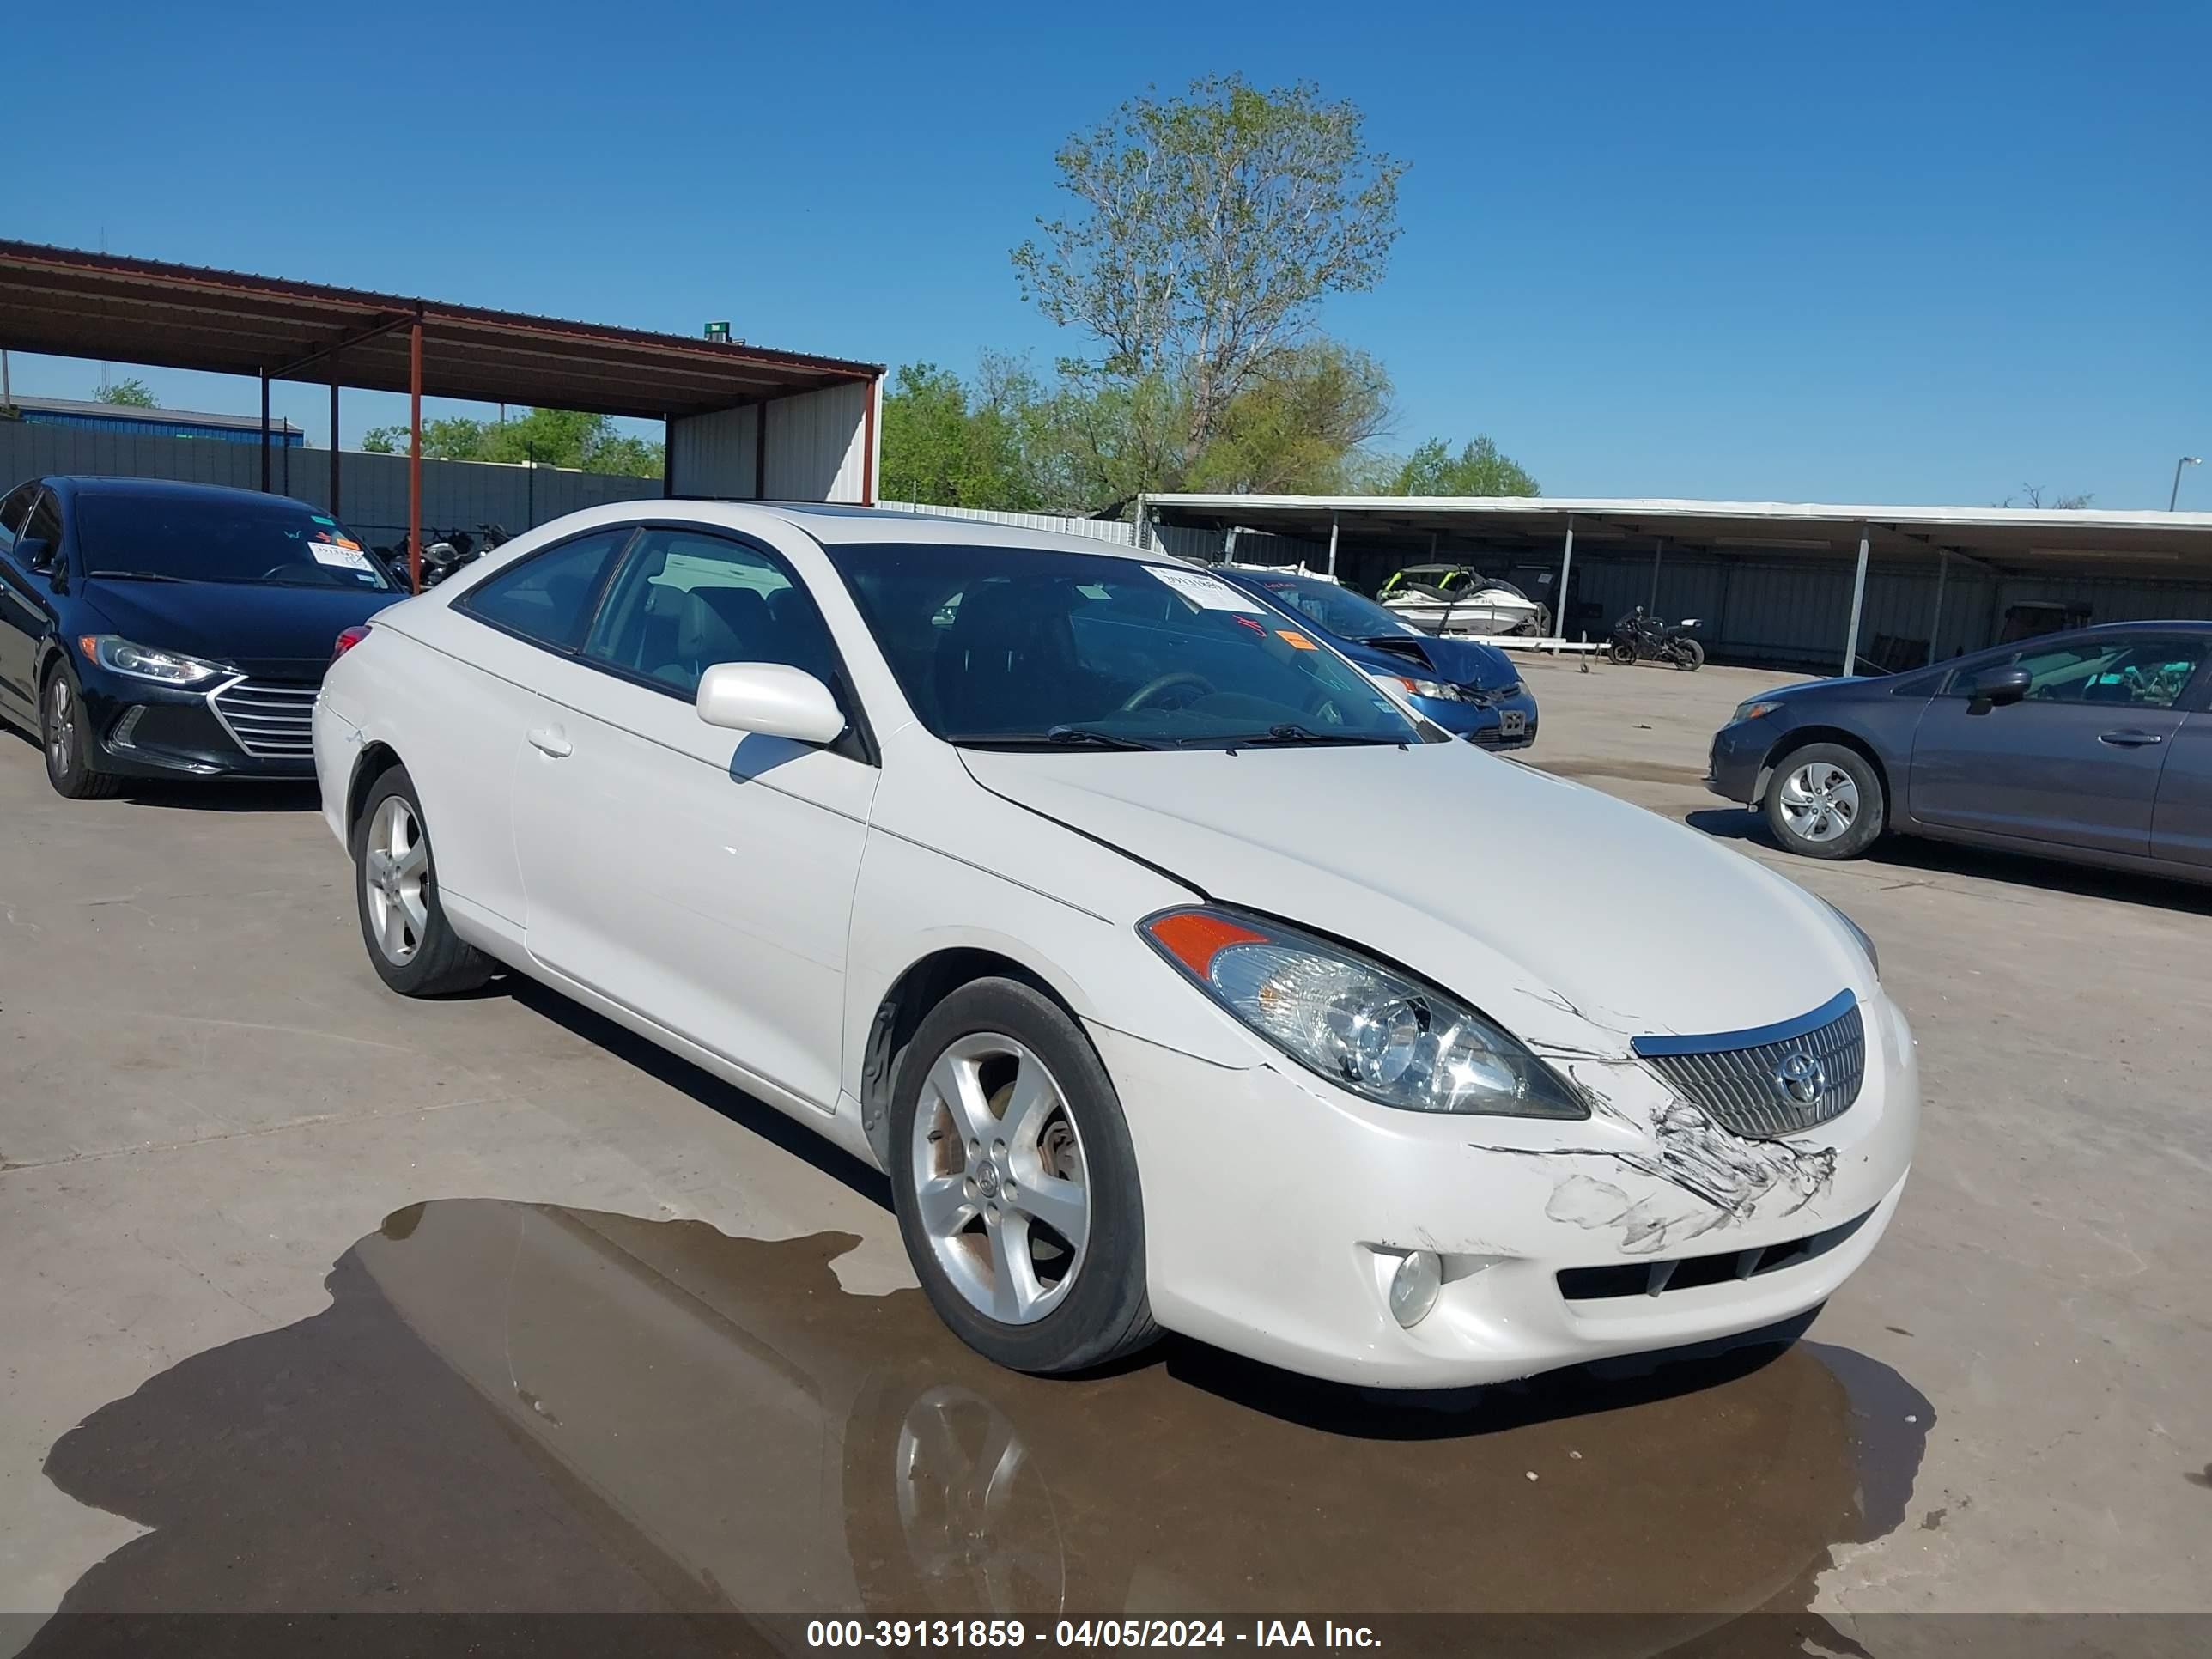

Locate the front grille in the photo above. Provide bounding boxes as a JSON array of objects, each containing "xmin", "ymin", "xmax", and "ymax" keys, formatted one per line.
[
  {"xmin": 1557, "ymin": 1208, "xmax": 1873, "ymax": 1301},
  {"xmin": 210, "ymin": 678, "xmax": 319, "ymax": 758},
  {"xmin": 1633, "ymin": 992, "xmax": 1865, "ymax": 1139}
]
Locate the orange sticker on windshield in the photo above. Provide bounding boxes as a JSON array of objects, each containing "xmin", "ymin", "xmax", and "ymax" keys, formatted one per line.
[{"xmin": 1275, "ymin": 629, "xmax": 1317, "ymax": 650}]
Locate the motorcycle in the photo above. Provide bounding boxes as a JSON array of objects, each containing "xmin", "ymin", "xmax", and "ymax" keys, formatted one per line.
[
  {"xmin": 411, "ymin": 524, "xmax": 514, "ymax": 589},
  {"xmin": 1607, "ymin": 605, "xmax": 1705, "ymax": 671}
]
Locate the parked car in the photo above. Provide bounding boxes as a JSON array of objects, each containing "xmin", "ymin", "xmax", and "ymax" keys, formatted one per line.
[
  {"xmin": 1214, "ymin": 564, "xmax": 1539, "ymax": 750},
  {"xmin": 1706, "ymin": 621, "xmax": 2212, "ymax": 881},
  {"xmin": 0, "ymin": 476, "xmax": 403, "ymax": 798},
  {"xmin": 317, "ymin": 503, "xmax": 1915, "ymax": 1388}
]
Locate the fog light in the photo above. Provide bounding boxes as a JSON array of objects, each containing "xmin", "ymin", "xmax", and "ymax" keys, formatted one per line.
[{"xmin": 1389, "ymin": 1249, "xmax": 1443, "ymax": 1328}]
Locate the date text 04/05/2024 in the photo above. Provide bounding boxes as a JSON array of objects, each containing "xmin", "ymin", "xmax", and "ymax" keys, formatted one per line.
[{"xmin": 804, "ymin": 1620, "xmax": 1382, "ymax": 1649}]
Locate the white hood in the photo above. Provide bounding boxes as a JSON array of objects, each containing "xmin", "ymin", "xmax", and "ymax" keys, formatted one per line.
[{"xmin": 959, "ymin": 743, "xmax": 1868, "ymax": 1059}]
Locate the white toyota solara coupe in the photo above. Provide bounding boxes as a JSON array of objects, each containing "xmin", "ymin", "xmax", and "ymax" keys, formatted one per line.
[{"xmin": 313, "ymin": 502, "xmax": 1917, "ymax": 1388}]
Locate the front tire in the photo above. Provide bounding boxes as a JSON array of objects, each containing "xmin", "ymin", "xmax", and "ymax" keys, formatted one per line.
[
  {"xmin": 42, "ymin": 662, "xmax": 120, "ymax": 800},
  {"xmin": 890, "ymin": 978, "xmax": 1157, "ymax": 1376},
  {"xmin": 351, "ymin": 765, "xmax": 493, "ymax": 995},
  {"xmin": 1764, "ymin": 742, "xmax": 1885, "ymax": 860},
  {"xmin": 1607, "ymin": 639, "xmax": 1637, "ymax": 666}
]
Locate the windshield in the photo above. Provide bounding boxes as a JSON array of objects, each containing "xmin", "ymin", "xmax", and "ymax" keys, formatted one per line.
[
  {"xmin": 77, "ymin": 493, "xmax": 394, "ymax": 591},
  {"xmin": 828, "ymin": 544, "xmax": 1426, "ymax": 750},
  {"xmin": 1233, "ymin": 572, "xmax": 1421, "ymax": 641}
]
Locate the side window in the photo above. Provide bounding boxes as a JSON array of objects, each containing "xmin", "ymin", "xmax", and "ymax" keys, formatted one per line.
[
  {"xmin": 0, "ymin": 483, "xmax": 33, "ymax": 552},
  {"xmin": 582, "ymin": 528, "xmax": 842, "ymax": 699},
  {"xmin": 21, "ymin": 491, "xmax": 64, "ymax": 566},
  {"xmin": 456, "ymin": 527, "xmax": 634, "ymax": 651},
  {"xmin": 2072, "ymin": 639, "xmax": 2206, "ymax": 709}
]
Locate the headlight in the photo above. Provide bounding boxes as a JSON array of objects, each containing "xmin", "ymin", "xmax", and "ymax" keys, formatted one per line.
[
  {"xmin": 77, "ymin": 635, "xmax": 228, "ymax": 686},
  {"xmin": 1367, "ymin": 671, "xmax": 1462, "ymax": 702},
  {"xmin": 1140, "ymin": 907, "xmax": 1587, "ymax": 1118},
  {"xmin": 1732, "ymin": 698, "xmax": 1784, "ymax": 723},
  {"xmin": 1822, "ymin": 899, "xmax": 1880, "ymax": 976}
]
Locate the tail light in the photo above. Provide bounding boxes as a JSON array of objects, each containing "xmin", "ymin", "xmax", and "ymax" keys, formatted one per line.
[{"xmin": 333, "ymin": 624, "xmax": 373, "ymax": 661}]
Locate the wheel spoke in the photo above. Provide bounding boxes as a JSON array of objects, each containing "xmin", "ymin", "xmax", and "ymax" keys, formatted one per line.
[
  {"xmin": 398, "ymin": 885, "xmax": 429, "ymax": 938},
  {"xmin": 973, "ymin": 1414, "xmax": 1028, "ymax": 1516},
  {"xmin": 394, "ymin": 838, "xmax": 428, "ymax": 880},
  {"xmin": 915, "ymin": 1174, "xmax": 975, "ymax": 1237},
  {"xmin": 926, "ymin": 1053, "xmax": 999, "ymax": 1148},
  {"xmin": 987, "ymin": 1215, "xmax": 1040, "ymax": 1322},
  {"xmin": 998, "ymin": 1059, "xmax": 1057, "ymax": 1151},
  {"xmin": 380, "ymin": 900, "xmax": 409, "ymax": 959},
  {"xmin": 1010, "ymin": 1172, "xmax": 1086, "ymax": 1244}
]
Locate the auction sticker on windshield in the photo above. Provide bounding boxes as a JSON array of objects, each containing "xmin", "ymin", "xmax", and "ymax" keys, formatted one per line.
[
  {"xmin": 1148, "ymin": 567, "xmax": 1266, "ymax": 612},
  {"xmin": 309, "ymin": 544, "xmax": 375, "ymax": 573}
]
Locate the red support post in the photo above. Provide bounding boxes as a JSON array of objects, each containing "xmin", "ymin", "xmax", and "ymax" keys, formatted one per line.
[{"xmin": 408, "ymin": 320, "xmax": 423, "ymax": 594}]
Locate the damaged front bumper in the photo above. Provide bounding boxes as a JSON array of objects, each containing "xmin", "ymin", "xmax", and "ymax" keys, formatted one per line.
[{"xmin": 1095, "ymin": 990, "xmax": 1917, "ymax": 1389}]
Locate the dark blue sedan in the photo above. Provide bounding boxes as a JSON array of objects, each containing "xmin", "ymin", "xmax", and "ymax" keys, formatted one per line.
[
  {"xmin": 1706, "ymin": 621, "xmax": 2212, "ymax": 884},
  {"xmin": 1214, "ymin": 567, "xmax": 1538, "ymax": 750},
  {"xmin": 0, "ymin": 476, "xmax": 404, "ymax": 798}
]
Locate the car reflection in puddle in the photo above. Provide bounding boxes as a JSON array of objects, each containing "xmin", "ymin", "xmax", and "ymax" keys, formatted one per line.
[{"xmin": 38, "ymin": 1200, "xmax": 1930, "ymax": 1646}]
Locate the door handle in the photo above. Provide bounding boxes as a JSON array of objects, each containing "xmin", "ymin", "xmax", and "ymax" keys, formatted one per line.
[
  {"xmin": 526, "ymin": 726, "xmax": 573, "ymax": 758},
  {"xmin": 2097, "ymin": 730, "xmax": 2164, "ymax": 747}
]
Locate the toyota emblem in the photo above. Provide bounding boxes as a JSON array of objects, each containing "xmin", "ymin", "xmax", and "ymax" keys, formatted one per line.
[{"xmin": 1773, "ymin": 1051, "xmax": 1827, "ymax": 1105}]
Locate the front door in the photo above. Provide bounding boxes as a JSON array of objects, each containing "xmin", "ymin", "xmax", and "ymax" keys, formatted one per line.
[
  {"xmin": 0, "ymin": 486, "xmax": 58, "ymax": 722},
  {"xmin": 512, "ymin": 525, "xmax": 877, "ymax": 1110},
  {"xmin": 1910, "ymin": 634, "xmax": 2209, "ymax": 857}
]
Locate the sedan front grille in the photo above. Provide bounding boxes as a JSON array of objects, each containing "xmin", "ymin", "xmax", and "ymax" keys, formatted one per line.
[
  {"xmin": 1632, "ymin": 991, "xmax": 1865, "ymax": 1139},
  {"xmin": 209, "ymin": 678, "xmax": 319, "ymax": 759}
]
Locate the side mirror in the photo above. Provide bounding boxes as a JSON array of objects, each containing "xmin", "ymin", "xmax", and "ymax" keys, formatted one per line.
[
  {"xmin": 696, "ymin": 662, "xmax": 846, "ymax": 745},
  {"xmin": 15, "ymin": 537, "xmax": 53, "ymax": 573},
  {"xmin": 1968, "ymin": 665, "xmax": 2033, "ymax": 711}
]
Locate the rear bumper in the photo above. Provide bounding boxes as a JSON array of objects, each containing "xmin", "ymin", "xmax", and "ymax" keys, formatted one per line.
[{"xmin": 1099, "ymin": 989, "xmax": 1917, "ymax": 1389}]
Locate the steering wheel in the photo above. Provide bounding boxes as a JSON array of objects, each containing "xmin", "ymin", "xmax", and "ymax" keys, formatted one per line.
[{"xmin": 1120, "ymin": 672, "xmax": 1214, "ymax": 713}]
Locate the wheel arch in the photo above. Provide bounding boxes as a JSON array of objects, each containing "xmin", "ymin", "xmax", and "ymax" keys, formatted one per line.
[
  {"xmin": 345, "ymin": 740, "xmax": 406, "ymax": 842},
  {"xmin": 855, "ymin": 945, "xmax": 1088, "ymax": 1169}
]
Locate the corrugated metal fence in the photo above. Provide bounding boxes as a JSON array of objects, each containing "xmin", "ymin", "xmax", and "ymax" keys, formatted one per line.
[{"xmin": 0, "ymin": 421, "xmax": 664, "ymax": 551}]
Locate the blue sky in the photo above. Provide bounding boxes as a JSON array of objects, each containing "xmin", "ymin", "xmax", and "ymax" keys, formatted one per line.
[{"xmin": 10, "ymin": 0, "xmax": 2208, "ymax": 507}]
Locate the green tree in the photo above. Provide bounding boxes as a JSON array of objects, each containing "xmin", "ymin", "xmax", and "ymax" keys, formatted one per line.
[
  {"xmin": 879, "ymin": 359, "xmax": 1043, "ymax": 509},
  {"xmin": 1187, "ymin": 341, "xmax": 1394, "ymax": 496},
  {"xmin": 1384, "ymin": 435, "xmax": 1540, "ymax": 497},
  {"xmin": 362, "ymin": 407, "xmax": 663, "ymax": 477},
  {"xmin": 95, "ymin": 378, "xmax": 157, "ymax": 407},
  {"xmin": 1012, "ymin": 75, "xmax": 1405, "ymax": 478}
]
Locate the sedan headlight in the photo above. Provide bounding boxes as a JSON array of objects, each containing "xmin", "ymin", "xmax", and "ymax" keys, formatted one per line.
[
  {"xmin": 1367, "ymin": 670, "xmax": 1464, "ymax": 703},
  {"xmin": 77, "ymin": 635, "xmax": 228, "ymax": 686},
  {"xmin": 1140, "ymin": 907, "xmax": 1586, "ymax": 1118},
  {"xmin": 1732, "ymin": 698, "xmax": 1785, "ymax": 723},
  {"xmin": 1822, "ymin": 899, "xmax": 1880, "ymax": 976}
]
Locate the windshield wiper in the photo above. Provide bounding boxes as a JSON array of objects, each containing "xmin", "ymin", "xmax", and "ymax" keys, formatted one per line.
[
  {"xmin": 954, "ymin": 726, "xmax": 1164, "ymax": 751},
  {"xmin": 1221, "ymin": 724, "xmax": 1407, "ymax": 749},
  {"xmin": 88, "ymin": 569, "xmax": 194, "ymax": 583}
]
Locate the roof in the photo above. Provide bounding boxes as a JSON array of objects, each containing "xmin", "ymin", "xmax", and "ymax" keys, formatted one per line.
[
  {"xmin": 756, "ymin": 501, "xmax": 1164, "ymax": 559},
  {"xmin": 8, "ymin": 393, "xmax": 303, "ymax": 434},
  {"xmin": 1149, "ymin": 493, "xmax": 2212, "ymax": 580},
  {"xmin": 0, "ymin": 240, "xmax": 881, "ymax": 421},
  {"xmin": 50, "ymin": 475, "xmax": 309, "ymax": 502}
]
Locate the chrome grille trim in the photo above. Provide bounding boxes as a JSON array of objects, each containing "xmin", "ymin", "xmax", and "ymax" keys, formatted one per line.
[
  {"xmin": 207, "ymin": 677, "xmax": 320, "ymax": 758},
  {"xmin": 1634, "ymin": 991, "xmax": 1866, "ymax": 1139}
]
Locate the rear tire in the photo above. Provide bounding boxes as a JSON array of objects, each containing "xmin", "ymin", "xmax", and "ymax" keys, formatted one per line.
[
  {"xmin": 351, "ymin": 764, "xmax": 494, "ymax": 996},
  {"xmin": 890, "ymin": 977, "xmax": 1158, "ymax": 1376},
  {"xmin": 41, "ymin": 662, "xmax": 121, "ymax": 800},
  {"xmin": 1674, "ymin": 639, "xmax": 1706, "ymax": 672},
  {"xmin": 1763, "ymin": 742, "xmax": 1885, "ymax": 860}
]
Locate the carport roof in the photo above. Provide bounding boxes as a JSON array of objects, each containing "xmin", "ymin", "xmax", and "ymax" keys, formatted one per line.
[
  {"xmin": 1147, "ymin": 494, "xmax": 2212, "ymax": 579},
  {"xmin": 0, "ymin": 240, "xmax": 881, "ymax": 420}
]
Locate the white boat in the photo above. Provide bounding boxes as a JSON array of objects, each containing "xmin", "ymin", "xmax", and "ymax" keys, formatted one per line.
[{"xmin": 1378, "ymin": 564, "xmax": 1547, "ymax": 637}]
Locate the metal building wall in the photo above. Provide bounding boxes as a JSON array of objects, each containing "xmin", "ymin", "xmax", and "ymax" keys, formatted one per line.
[{"xmin": 669, "ymin": 404, "xmax": 758, "ymax": 498}]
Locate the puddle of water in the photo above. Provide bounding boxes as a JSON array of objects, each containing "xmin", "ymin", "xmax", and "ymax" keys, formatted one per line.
[{"xmin": 37, "ymin": 1200, "xmax": 1929, "ymax": 1632}]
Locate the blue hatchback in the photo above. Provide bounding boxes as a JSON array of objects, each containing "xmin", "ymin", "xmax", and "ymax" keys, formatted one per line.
[{"xmin": 1213, "ymin": 566, "xmax": 1538, "ymax": 750}]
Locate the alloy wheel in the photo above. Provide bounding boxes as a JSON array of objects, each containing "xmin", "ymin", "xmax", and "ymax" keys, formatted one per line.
[
  {"xmin": 46, "ymin": 677, "xmax": 75, "ymax": 777},
  {"xmin": 910, "ymin": 1032, "xmax": 1091, "ymax": 1325},
  {"xmin": 362, "ymin": 796, "xmax": 431, "ymax": 965},
  {"xmin": 1778, "ymin": 761, "xmax": 1860, "ymax": 843}
]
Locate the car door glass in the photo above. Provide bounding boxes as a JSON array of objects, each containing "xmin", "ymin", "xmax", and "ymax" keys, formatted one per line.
[
  {"xmin": 2074, "ymin": 640, "xmax": 2207, "ymax": 709},
  {"xmin": 21, "ymin": 492, "xmax": 64, "ymax": 570},
  {"xmin": 582, "ymin": 528, "xmax": 842, "ymax": 700},
  {"xmin": 0, "ymin": 483, "xmax": 32, "ymax": 552},
  {"xmin": 457, "ymin": 528, "xmax": 633, "ymax": 651}
]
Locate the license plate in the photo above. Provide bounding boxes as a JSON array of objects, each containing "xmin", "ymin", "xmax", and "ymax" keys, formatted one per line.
[{"xmin": 1496, "ymin": 710, "xmax": 1527, "ymax": 737}]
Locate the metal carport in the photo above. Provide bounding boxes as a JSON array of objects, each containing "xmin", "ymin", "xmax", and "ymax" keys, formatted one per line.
[
  {"xmin": 0, "ymin": 240, "xmax": 883, "ymax": 589},
  {"xmin": 1142, "ymin": 495, "xmax": 2212, "ymax": 672}
]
